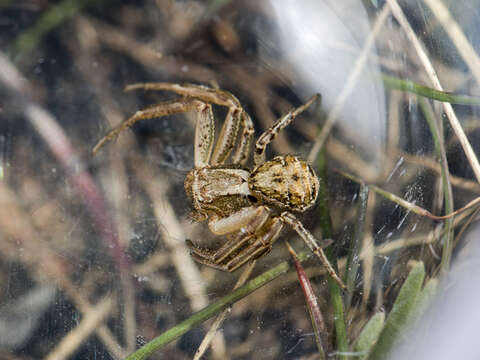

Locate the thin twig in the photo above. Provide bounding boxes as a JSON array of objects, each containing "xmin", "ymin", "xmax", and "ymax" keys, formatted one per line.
[
  {"xmin": 84, "ymin": 16, "xmax": 163, "ymax": 67},
  {"xmin": 399, "ymin": 152, "xmax": 480, "ymax": 193}
]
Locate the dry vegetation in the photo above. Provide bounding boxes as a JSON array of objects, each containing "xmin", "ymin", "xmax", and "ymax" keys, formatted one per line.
[{"xmin": 1, "ymin": 0, "xmax": 480, "ymax": 359}]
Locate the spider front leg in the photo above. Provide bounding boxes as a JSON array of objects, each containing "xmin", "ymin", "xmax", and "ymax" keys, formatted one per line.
[
  {"xmin": 125, "ymin": 82, "xmax": 254, "ymax": 166},
  {"xmin": 231, "ymin": 112, "xmax": 254, "ymax": 166},
  {"xmin": 281, "ymin": 211, "xmax": 345, "ymax": 289},
  {"xmin": 92, "ymin": 97, "xmax": 216, "ymax": 168},
  {"xmin": 253, "ymin": 94, "xmax": 320, "ymax": 167}
]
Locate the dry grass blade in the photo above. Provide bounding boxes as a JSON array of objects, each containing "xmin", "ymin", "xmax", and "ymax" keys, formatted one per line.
[
  {"xmin": 45, "ymin": 297, "xmax": 114, "ymax": 360},
  {"xmin": 132, "ymin": 158, "xmax": 209, "ymax": 311},
  {"xmin": 193, "ymin": 261, "xmax": 257, "ymax": 360},
  {"xmin": 307, "ymin": 3, "xmax": 391, "ymax": 163},
  {"xmin": 387, "ymin": 0, "xmax": 480, "ymax": 183},
  {"xmin": 0, "ymin": 52, "xmax": 130, "ymax": 273},
  {"xmin": 5, "ymin": 1, "xmax": 480, "ymax": 358},
  {"xmin": 338, "ymin": 170, "xmax": 480, "ymax": 220},
  {"xmin": 423, "ymin": 0, "xmax": 480, "ymax": 85},
  {"xmin": 0, "ymin": 181, "xmax": 126, "ymax": 358}
]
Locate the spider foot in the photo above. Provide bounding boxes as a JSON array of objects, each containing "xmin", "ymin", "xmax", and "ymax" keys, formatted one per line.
[{"xmin": 186, "ymin": 239, "xmax": 232, "ymax": 271}]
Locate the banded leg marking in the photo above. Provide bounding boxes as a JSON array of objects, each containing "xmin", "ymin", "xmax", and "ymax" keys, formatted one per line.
[{"xmin": 281, "ymin": 211, "xmax": 345, "ymax": 289}]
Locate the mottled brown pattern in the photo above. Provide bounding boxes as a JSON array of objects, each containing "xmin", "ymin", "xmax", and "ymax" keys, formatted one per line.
[{"xmin": 249, "ymin": 155, "xmax": 319, "ymax": 211}]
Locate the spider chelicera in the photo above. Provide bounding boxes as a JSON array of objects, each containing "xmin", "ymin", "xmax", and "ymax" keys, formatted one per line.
[{"xmin": 93, "ymin": 82, "xmax": 345, "ymax": 288}]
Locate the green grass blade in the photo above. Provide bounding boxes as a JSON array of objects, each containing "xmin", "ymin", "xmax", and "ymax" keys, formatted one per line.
[
  {"xmin": 382, "ymin": 74, "xmax": 480, "ymax": 105},
  {"xmin": 353, "ymin": 312, "xmax": 385, "ymax": 359},
  {"xmin": 316, "ymin": 150, "xmax": 348, "ymax": 360},
  {"xmin": 125, "ymin": 250, "xmax": 315, "ymax": 360},
  {"xmin": 366, "ymin": 262, "xmax": 425, "ymax": 360},
  {"xmin": 409, "ymin": 278, "xmax": 438, "ymax": 327},
  {"xmin": 417, "ymin": 97, "xmax": 454, "ymax": 273}
]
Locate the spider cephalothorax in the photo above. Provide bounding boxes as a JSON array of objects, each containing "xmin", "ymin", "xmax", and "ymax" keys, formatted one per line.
[{"xmin": 93, "ymin": 82, "xmax": 344, "ymax": 288}]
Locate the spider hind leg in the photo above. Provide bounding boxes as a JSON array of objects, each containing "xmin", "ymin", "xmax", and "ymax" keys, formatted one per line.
[
  {"xmin": 187, "ymin": 216, "xmax": 284, "ymax": 272},
  {"xmin": 281, "ymin": 211, "xmax": 345, "ymax": 289},
  {"xmin": 187, "ymin": 234, "xmax": 272, "ymax": 272}
]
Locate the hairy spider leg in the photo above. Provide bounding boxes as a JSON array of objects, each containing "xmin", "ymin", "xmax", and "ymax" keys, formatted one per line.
[
  {"xmin": 210, "ymin": 208, "xmax": 271, "ymax": 262},
  {"xmin": 187, "ymin": 216, "xmax": 284, "ymax": 272},
  {"xmin": 92, "ymin": 98, "xmax": 205, "ymax": 155},
  {"xmin": 125, "ymin": 82, "xmax": 254, "ymax": 166},
  {"xmin": 186, "ymin": 205, "xmax": 270, "ymax": 269},
  {"xmin": 231, "ymin": 112, "xmax": 254, "ymax": 166},
  {"xmin": 207, "ymin": 206, "xmax": 270, "ymax": 235},
  {"xmin": 211, "ymin": 106, "xmax": 242, "ymax": 165},
  {"xmin": 281, "ymin": 211, "xmax": 345, "ymax": 289},
  {"xmin": 194, "ymin": 103, "xmax": 215, "ymax": 167},
  {"xmin": 253, "ymin": 94, "xmax": 321, "ymax": 167},
  {"xmin": 186, "ymin": 206, "xmax": 269, "ymax": 266},
  {"xmin": 223, "ymin": 217, "xmax": 284, "ymax": 271}
]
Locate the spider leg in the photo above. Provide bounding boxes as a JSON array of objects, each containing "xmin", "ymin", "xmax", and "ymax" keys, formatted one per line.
[
  {"xmin": 186, "ymin": 206, "xmax": 270, "ymax": 269},
  {"xmin": 126, "ymin": 82, "xmax": 252, "ymax": 166},
  {"xmin": 231, "ymin": 112, "xmax": 254, "ymax": 166},
  {"xmin": 253, "ymin": 94, "xmax": 320, "ymax": 167},
  {"xmin": 210, "ymin": 208, "xmax": 270, "ymax": 262},
  {"xmin": 214, "ymin": 233, "xmax": 259, "ymax": 264},
  {"xmin": 126, "ymin": 82, "xmax": 241, "ymax": 108},
  {"xmin": 280, "ymin": 211, "xmax": 345, "ymax": 289},
  {"xmin": 224, "ymin": 235, "xmax": 270, "ymax": 272},
  {"xmin": 210, "ymin": 106, "xmax": 242, "ymax": 165},
  {"xmin": 187, "ymin": 236, "xmax": 271, "ymax": 272},
  {"xmin": 186, "ymin": 240, "xmax": 232, "ymax": 272},
  {"xmin": 224, "ymin": 217, "xmax": 284, "ymax": 271},
  {"xmin": 186, "ymin": 234, "xmax": 254, "ymax": 271},
  {"xmin": 187, "ymin": 205, "xmax": 270, "ymax": 266},
  {"xmin": 187, "ymin": 217, "xmax": 284, "ymax": 272},
  {"xmin": 194, "ymin": 102, "xmax": 215, "ymax": 167},
  {"xmin": 207, "ymin": 206, "xmax": 270, "ymax": 235},
  {"xmin": 92, "ymin": 98, "xmax": 214, "ymax": 167}
]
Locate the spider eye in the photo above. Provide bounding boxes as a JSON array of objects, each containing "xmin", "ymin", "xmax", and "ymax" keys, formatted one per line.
[{"xmin": 247, "ymin": 195, "xmax": 259, "ymax": 204}]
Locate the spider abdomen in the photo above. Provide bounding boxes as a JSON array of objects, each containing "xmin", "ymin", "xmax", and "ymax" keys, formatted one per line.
[{"xmin": 249, "ymin": 155, "xmax": 319, "ymax": 212}]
